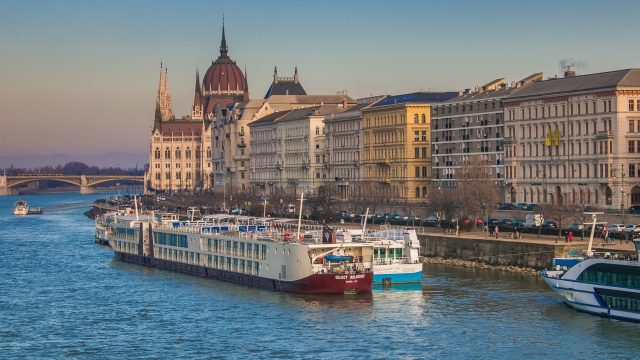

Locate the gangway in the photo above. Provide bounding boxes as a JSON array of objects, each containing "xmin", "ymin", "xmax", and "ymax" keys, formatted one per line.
[{"xmin": 38, "ymin": 201, "xmax": 94, "ymax": 213}]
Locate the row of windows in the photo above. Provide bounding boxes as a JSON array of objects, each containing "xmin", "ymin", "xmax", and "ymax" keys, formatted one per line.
[
  {"xmin": 154, "ymin": 171, "xmax": 204, "ymax": 180},
  {"xmin": 154, "ymin": 233, "xmax": 188, "ymax": 248},
  {"xmin": 578, "ymin": 265, "xmax": 640, "ymax": 288},
  {"xmin": 434, "ymin": 101, "xmax": 500, "ymax": 115},
  {"xmin": 507, "ymin": 100, "xmax": 612, "ymax": 121},
  {"xmin": 115, "ymin": 241, "xmax": 138, "ymax": 254},
  {"xmin": 204, "ymin": 239, "xmax": 268, "ymax": 260},
  {"xmin": 515, "ymin": 163, "xmax": 623, "ymax": 180},
  {"xmin": 155, "ymin": 247, "xmax": 261, "ymax": 275},
  {"xmin": 154, "ymin": 147, "xmax": 210, "ymax": 160}
]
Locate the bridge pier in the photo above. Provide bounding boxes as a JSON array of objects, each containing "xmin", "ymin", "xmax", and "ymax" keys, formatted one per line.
[
  {"xmin": 80, "ymin": 186, "xmax": 97, "ymax": 194},
  {"xmin": 0, "ymin": 175, "xmax": 19, "ymax": 196}
]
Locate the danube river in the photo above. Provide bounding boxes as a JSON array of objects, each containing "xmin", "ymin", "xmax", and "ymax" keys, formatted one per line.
[{"xmin": 1, "ymin": 193, "xmax": 639, "ymax": 359}]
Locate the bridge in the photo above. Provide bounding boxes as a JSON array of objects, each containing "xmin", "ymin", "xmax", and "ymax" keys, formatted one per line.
[{"xmin": 0, "ymin": 174, "xmax": 144, "ymax": 196}]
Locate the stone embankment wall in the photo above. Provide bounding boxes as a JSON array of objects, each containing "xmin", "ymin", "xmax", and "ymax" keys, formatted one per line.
[{"xmin": 418, "ymin": 235, "xmax": 583, "ymax": 269}]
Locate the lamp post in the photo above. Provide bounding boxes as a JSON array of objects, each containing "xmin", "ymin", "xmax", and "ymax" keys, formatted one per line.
[{"xmin": 614, "ymin": 164, "xmax": 626, "ymax": 224}]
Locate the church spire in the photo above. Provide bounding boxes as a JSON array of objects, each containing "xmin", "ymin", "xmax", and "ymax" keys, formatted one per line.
[
  {"xmin": 219, "ymin": 15, "xmax": 228, "ymax": 57},
  {"xmin": 156, "ymin": 64, "xmax": 174, "ymax": 121}
]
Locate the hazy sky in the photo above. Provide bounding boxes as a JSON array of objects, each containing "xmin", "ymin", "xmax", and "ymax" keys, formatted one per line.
[{"xmin": 1, "ymin": 0, "xmax": 640, "ymax": 156}]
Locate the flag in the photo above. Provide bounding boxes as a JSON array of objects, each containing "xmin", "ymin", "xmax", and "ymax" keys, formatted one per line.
[
  {"xmin": 553, "ymin": 126, "xmax": 560, "ymax": 146},
  {"xmin": 545, "ymin": 128, "xmax": 552, "ymax": 147}
]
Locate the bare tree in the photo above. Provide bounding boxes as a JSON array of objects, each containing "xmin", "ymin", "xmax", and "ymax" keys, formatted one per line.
[
  {"xmin": 457, "ymin": 156, "xmax": 499, "ymax": 231},
  {"xmin": 305, "ymin": 185, "xmax": 339, "ymax": 221},
  {"xmin": 425, "ymin": 184, "xmax": 459, "ymax": 229}
]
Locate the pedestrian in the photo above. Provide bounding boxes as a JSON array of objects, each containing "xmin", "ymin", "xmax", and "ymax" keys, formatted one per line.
[
  {"xmin": 565, "ymin": 231, "xmax": 569, "ymax": 243},
  {"xmin": 330, "ymin": 217, "xmax": 333, "ymax": 225},
  {"xmin": 568, "ymin": 232, "xmax": 573, "ymax": 243},
  {"xmin": 494, "ymin": 226, "xmax": 499, "ymax": 239},
  {"xmin": 580, "ymin": 229, "xmax": 584, "ymax": 240},
  {"xmin": 489, "ymin": 226, "xmax": 494, "ymax": 237},
  {"xmin": 514, "ymin": 228, "xmax": 519, "ymax": 239}
]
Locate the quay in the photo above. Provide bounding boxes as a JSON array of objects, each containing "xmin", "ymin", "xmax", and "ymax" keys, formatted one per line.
[{"xmin": 418, "ymin": 231, "xmax": 636, "ymax": 270}]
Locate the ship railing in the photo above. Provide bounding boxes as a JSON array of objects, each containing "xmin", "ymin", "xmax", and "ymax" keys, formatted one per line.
[
  {"xmin": 373, "ymin": 257, "xmax": 412, "ymax": 266},
  {"xmin": 312, "ymin": 263, "xmax": 371, "ymax": 275}
]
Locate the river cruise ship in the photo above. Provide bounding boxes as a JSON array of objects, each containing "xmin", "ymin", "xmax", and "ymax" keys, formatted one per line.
[
  {"xmin": 540, "ymin": 213, "xmax": 640, "ymax": 321},
  {"xmin": 102, "ymin": 213, "xmax": 374, "ymax": 295}
]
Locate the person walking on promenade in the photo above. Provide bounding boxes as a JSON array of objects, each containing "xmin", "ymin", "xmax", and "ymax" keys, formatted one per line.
[
  {"xmin": 489, "ymin": 225, "xmax": 494, "ymax": 237},
  {"xmin": 568, "ymin": 232, "xmax": 573, "ymax": 243},
  {"xmin": 565, "ymin": 231, "xmax": 569, "ymax": 243},
  {"xmin": 494, "ymin": 226, "xmax": 499, "ymax": 239}
]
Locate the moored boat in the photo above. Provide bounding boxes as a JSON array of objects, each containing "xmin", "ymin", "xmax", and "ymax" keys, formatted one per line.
[
  {"xmin": 13, "ymin": 199, "xmax": 28, "ymax": 216},
  {"xmin": 541, "ymin": 213, "xmax": 640, "ymax": 321},
  {"xmin": 101, "ymin": 198, "xmax": 374, "ymax": 295}
]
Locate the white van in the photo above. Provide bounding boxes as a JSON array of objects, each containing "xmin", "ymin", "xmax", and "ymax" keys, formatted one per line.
[{"xmin": 523, "ymin": 214, "xmax": 543, "ymax": 228}]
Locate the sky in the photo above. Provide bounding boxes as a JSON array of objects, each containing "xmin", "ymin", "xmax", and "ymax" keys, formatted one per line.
[{"xmin": 1, "ymin": 0, "xmax": 640, "ymax": 156}]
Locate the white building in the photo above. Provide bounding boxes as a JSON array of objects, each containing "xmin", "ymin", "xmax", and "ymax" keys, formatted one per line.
[
  {"xmin": 249, "ymin": 104, "xmax": 352, "ymax": 194},
  {"xmin": 323, "ymin": 96, "xmax": 384, "ymax": 199},
  {"xmin": 503, "ymin": 68, "xmax": 640, "ymax": 209}
]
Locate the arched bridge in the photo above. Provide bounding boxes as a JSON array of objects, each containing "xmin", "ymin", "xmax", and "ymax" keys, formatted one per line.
[{"xmin": 0, "ymin": 174, "xmax": 144, "ymax": 195}]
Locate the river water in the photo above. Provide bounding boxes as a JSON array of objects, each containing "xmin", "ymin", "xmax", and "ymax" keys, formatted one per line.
[{"xmin": 1, "ymin": 193, "xmax": 639, "ymax": 359}]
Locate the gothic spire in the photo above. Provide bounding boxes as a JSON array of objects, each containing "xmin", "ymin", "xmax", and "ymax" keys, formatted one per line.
[{"xmin": 219, "ymin": 16, "xmax": 228, "ymax": 57}]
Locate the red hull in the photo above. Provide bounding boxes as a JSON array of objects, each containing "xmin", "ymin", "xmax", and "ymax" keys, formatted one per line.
[{"xmin": 115, "ymin": 252, "xmax": 372, "ymax": 295}]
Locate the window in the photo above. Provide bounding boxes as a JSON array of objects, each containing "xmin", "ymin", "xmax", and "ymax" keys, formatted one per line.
[
  {"xmin": 175, "ymin": 148, "xmax": 181, "ymax": 159},
  {"xmin": 422, "ymin": 166, "xmax": 427, "ymax": 177},
  {"xmin": 631, "ymin": 100, "xmax": 635, "ymax": 111},
  {"xmin": 164, "ymin": 148, "xmax": 171, "ymax": 159},
  {"xmin": 630, "ymin": 164, "xmax": 636, "ymax": 178},
  {"xmin": 421, "ymin": 114, "xmax": 426, "ymax": 123},
  {"xmin": 630, "ymin": 141, "xmax": 636, "ymax": 153},
  {"xmin": 315, "ymin": 126, "xmax": 319, "ymax": 135},
  {"xmin": 422, "ymin": 131, "xmax": 427, "ymax": 141},
  {"xmin": 414, "ymin": 131, "xmax": 419, "ymax": 141},
  {"xmin": 415, "ymin": 167, "xmax": 420, "ymax": 177},
  {"xmin": 422, "ymin": 147, "xmax": 427, "ymax": 158},
  {"xmin": 414, "ymin": 114, "xmax": 418, "ymax": 123},
  {"xmin": 414, "ymin": 148, "xmax": 419, "ymax": 158},
  {"xmin": 415, "ymin": 187, "xmax": 420, "ymax": 197},
  {"xmin": 154, "ymin": 148, "xmax": 160, "ymax": 159},
  {"xmin": 241, "ymin": 172, "xmax": 245, "ymax": 179}
]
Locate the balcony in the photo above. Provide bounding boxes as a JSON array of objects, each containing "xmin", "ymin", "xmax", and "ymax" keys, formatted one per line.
[
  {"xmin": 232, "ymin": 155, "xmax": 250, "ymax": 161},
  {"xmin": 596, "ymin": 131, "xmax": 613, "ymax": 140},
  {"xmin": 301, "ymin": 162, "xmax": 309, "ymax": 169},
  {"xmin": 237, "ymin": 143, "xmax": 246, "ymax": 148}
]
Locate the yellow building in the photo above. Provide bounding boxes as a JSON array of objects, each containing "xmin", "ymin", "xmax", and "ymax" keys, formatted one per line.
[{"xmin": 362, "ymin": 92, "xmax": 459, "ymax": 202}]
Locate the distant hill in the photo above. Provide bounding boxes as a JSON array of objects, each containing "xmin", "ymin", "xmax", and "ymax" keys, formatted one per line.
[{"xmin": 0, "ymin": 152, "xmax": 149, "ymax": 170}]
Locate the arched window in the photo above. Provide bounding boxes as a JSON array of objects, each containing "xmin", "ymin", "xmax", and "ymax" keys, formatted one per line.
[
  {"xmin": 206, "ymin": 147, "xmax": 212, "ymax": 158},
  {"xmin": 240, "ymin": 126, "xmax": 245, "ymax": 135},
  {"xmin": 415, "ymin": 187, "xmax": 420, "ymax": 198},
  {"xmin": 240, "ymin": 138, "xmax": 245, "ymax": 144},
  {"xmin": 422, "ymin": 187, "xmax": 427, "ymax": 197},
  {"xmin": 241, "ymin": 161, "xmax": 245, "ymax": 167},
  {"xmin": 175, "ymin": 148, "xmax": 181, "ymax": 159},
  {"xmin": 241, "ymin": 184, "xmax": 245, "ymax": 190},
  {"xmin": 164, "ymin": 148, "xmax": 171, "ymax": 159},
  {"xmin": 185, "ymin": 148, "xmax": 191, "ymax": 159},
  {"xmin": 315, "ymin": 126, "xmax": 320, "ymax": 135},
  {"xmin": 196, "ymin": 147, "xmax": 201, "ymax": 158},
  {"xmin": 414, "ymin": 114, "xmax": 418, "ymax": 123},
  {"xmin": 421, "ymin": 114, "xmax": 426, "ymax": 123},
  {"xmin": 154, "ymin": 148, "xmax": 160, "ymax": 160}
]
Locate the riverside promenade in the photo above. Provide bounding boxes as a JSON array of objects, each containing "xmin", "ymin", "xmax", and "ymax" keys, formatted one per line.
[{"xmin": 418, "ymin": 228, "xmax": 636, "ymax": 270}]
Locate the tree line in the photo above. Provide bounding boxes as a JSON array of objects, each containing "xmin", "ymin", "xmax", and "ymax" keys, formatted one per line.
[{"xmin": 2, "ymin": 161, "xmax": 147, "ymax": 176}]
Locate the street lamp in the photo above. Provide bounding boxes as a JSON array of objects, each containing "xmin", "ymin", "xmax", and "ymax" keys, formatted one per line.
[{"xmin": 614, "ymin": 164, "xmax": 626, "ymax": 224}]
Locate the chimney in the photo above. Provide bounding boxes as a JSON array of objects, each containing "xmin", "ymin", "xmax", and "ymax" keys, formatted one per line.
[
  {"xmin": 564, "ymin": 66, "xmax": 576, "ymax": 78},
  {"xmin": 474, "ymin": 86, "xmax": 479, "ymax": 92},
  {"xmin": 511, "ymin": 81, "xmax": 516, "ymax": 88},
  {"xmin": 464, "ymin": 88, "xmax": 471, "ymax": 94},
  {"xmin": 342, "ymin": 99, "xmax": 347, "ymax": 109},
  {"xmin": 458, "ymin": 90, "xmax": 463, "ymax": 96}
]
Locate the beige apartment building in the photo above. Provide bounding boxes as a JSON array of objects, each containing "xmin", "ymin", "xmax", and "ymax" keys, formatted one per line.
[
  {"xmin": 362, "ymin": 92, "xmax": 458, "ymax": 202},
  {"xmin": 503, "ymin": 68, "xmax": 640, "ymax": 209}
]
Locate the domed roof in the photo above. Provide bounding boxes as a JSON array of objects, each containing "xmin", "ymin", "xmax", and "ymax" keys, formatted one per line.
[{"xmin": 202, "ymin": 24, "xmax": 246, "ymax": 93}]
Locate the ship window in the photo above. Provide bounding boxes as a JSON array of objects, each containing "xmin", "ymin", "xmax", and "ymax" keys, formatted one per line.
[{"xmin": 178, "ymin": 235, "xmax": 188, "ymax": 248}]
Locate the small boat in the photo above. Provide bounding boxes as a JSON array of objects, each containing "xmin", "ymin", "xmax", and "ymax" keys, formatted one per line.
[
  {"xmin": 541, "ymin": 213, "xmax": 640, "ymax": 321},
  {"xmin": 13, "ymin": 199, "xmax": 28, "ymax": 216}
]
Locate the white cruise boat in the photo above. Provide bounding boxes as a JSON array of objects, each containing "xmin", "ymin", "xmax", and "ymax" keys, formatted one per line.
[
  {"xmin": 332, "ymin": 228, "xmax": 422, "ymax": 284},
  {"xmin": 100, "ymin": 211, "xmax": 374, "ymax": 295},
  {"xmin": 13, "ymin": 199, "xmax": 28, "ymax": 216},
  {"xmin": 541, "ymin": 213, "xmax": 640, "ymax": 321}
]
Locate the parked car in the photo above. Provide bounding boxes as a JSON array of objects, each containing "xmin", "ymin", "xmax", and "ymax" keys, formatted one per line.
[
  {"xmin": 583, "ymin": 205, "xmax": 596, "ymax": 212},
  {"xmin": 586, "ymin": 224, "xmax": 606, "ymax": 233},
  {"xmin": 563, "ymin": 205, "xmax": 581, "ymax": 212},
  {"xmin": 516, "ymin": 203, "xmax": 528, "ymax": 210},
  {"xmin": 486, "ymin": 218, "xmax": 500, "ymax": 226},
  {"xmin": 569, "ymin": 222, "xmax": 584, "ymax": 230},
  {"xmin": 500, "ymin": 203, "xmax": 516, "ymax": 210},
  {"xmin": 408, "ymin": 215, "xmax": 421, "ymax": 221},
  {"xmin": 426, "ymin": 214, "xmax": 438, "ymax": 222},
  {"xmin": 526, "ymin": 204, "xmax": 538, "ymax": 211},
  {"xmin": 499, "ymin": 219, "xmax": 512, "ymax": 225},
  {"xmin": 511, "ymin": 219, "xmax": 526, "ymax": 226},
  {"xmin": 623, "ymin": 224, "xmax": 640, "ymax": 233},
  {"xmin": 542, "ymin": 221, "xmax": 557, "ymax": 228},
  {"xmin": 156, "ymin": 196, "xmax": 166, "ymax": 201},
  {"xmin": 628, "ymin": 205, "xmax": 640, "ymax": 214},
  {"xmin": 607, "ymin": 224, "xmax": 625, "ymax": 232}
]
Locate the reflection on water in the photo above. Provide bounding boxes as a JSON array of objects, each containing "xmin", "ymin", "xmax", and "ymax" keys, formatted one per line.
[{"xmin": 1, "ymin": 193, "xmax": 640, "ymax": 358}]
